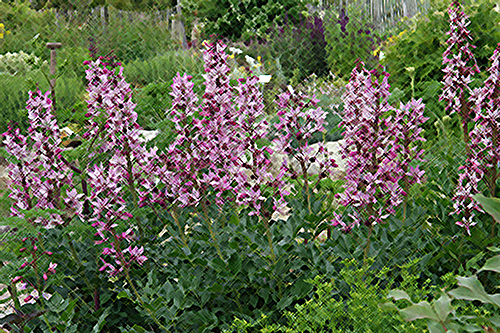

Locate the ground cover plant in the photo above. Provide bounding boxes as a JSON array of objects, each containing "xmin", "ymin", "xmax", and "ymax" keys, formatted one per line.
[{"xmin": 0, "ymin": 0, "xmax": 500, "ymax": 332}]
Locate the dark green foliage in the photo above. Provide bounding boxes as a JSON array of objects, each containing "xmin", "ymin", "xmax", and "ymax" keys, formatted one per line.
[
  {"xmin": 123, "ymin": 49, "xmax": 205, "ymax": 88},
  {"xmin": 3, "ymin": 1, "xmax": 500, "ymax": 331},
  {"xmin": 225, "ymin": 260, "xmax": 428, "ymax": 332},
  {"xmin": 324, "ymin": 4, "xmax": 385, "ymax": 80},
  {"xmin": 181, "ymin": 0, "xmax": 313, "ymax": 42},
  {"xmin": 261, "ymin": 12, "xmax": 329, "ymax": 83}
]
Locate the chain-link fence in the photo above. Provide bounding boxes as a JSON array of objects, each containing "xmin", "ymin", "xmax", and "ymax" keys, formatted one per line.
[{"xmin": 1, "ymin": 0, "xmax": 500, "ymax": 332}]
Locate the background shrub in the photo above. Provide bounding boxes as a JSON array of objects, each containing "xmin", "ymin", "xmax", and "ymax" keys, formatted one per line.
[
  {"xmin": 180, "ymin": 0, "xmax": 315, "ymax": 42},
  {"xmin": 324, "ymin": 3, "xmax": 385, "ymax": 80}
]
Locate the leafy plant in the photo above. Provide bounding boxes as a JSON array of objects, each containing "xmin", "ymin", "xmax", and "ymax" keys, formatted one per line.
[
  {"xmin": 180, "ymin": 0, "xmax": 315, "ymax": 42},
  {"xmin": 225, "ymin": 259, "xmax": 427, "ymax": 333},
  {"xmin": 324, "ymin": 4, "xmax": 384, "ymax": 80},
  {"xmin": 260, "ymin": 12, "xmax": 329, "ymax": 83},
  {"xmin": 385, "ymin": 249, "xmax": 500, "ymax": 332}
]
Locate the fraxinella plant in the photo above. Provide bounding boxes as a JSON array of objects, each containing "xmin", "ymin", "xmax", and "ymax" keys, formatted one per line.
[
  {"xmin": 439, "ymin": 0, "xmax": 480, "ymax": 144},
  {"xmin": 273, "ymin": 84, "xmax": 337, "ymax": 213},
  {"xmin": 451, "ymin": 44, "xmax": 500, "ymax": 234},
  {"xmin": 83, "ymin": 57, "xmax": 153, "ymax": 276},
  {"xmin": 234, "ymin": 75, "xmax": 289, "ymax": 216},
  {"xmin": 160, "ymin": 40, "xmax": 288, "ymax": 217},
  {"xmin": 470, "ymin": 44, "xmax": 500, "ymax": 195},
  {"xmin": 3, "ymin": 89, "xmax": 82, "ymax": 227},
  {"xmin": 157, "ymin": 41, "xmax": 239, "ymax": 209},
  {"xmin": 390, "ymin": 98, "xmax": 428, "ymax": 194},
  {"xmin": 332, "ymin": 62, "xmax": 425, "ymax": 230}
]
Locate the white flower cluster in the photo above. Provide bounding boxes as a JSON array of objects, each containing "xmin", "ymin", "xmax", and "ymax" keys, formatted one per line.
[{"xmin": 0, "ymin": 51, "xmax": 43, "ymax": 76}]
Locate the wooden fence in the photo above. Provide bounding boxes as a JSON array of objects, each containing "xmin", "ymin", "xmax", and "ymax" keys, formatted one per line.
[
  {"xmin": 309, "ymin": 0, "xmax": 431, "ymax": 31},
  {"xmin": 52, "ymin": 6, "xmax": 176, "ymax": 31}
]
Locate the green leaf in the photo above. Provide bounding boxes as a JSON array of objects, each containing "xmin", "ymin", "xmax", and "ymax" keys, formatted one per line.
[
  {"xmin": 130, "ymin": 325, "xmax": 146, "ymax": 333},
  {"xmin": 228, "ymin": 253, "xmax": 242, "ymax": 275},
  {"xmin": 400, "ymin": 301, "xmax": 439, "ymax": 322},
  {"xmin": 478, "ymin": 255, "xmax": 500, "ymax": 274},
  {"xmin": 488, "ymin": 246, "xmax": 500, "ymax": 253},
  {"xmin": 427, "ymin": 320, "xmax": 448, "ymax": 333},
  {"xmin": 93, "ymin": 308, "xmax": 110, "ymax": 333},
  {"xmin": 229, "ymin": 214, "xmax": 240, "ymax": 225},
  {"xmin": 448, "ymin": 276, "xmax": 500, "ymax": 308},
  {"xmin": 388, "ymin": 289, "xmax": 412, "ymax": 302},
  {"xmin": 60, "ymin": 299, "xmax": 77, "ymax": 322},
  {"xmin": 48, "ymin": 292, "xmax": 67, "ymax": 313},
  {"xmin": 489, "ymin": 314, "xmax": 500, "ymax": 328},
  {"xmin": 117, "ymin": 291, "xmax": 131, "ymax": 300},
  {"xmin": 379, "ymin": 302, "xmax": 399, "ymax": 312},
  {"xmin": 211, "ymin": 257, "xmax": 226, "ymax": 272},
  {"xmin": 64, "ymin": 322, "xmax": 78, "ymax": 333},
  {"xmin": 276, "ymin": 296, "xmax": 293, "ymax": 310},
  {"xmin": 433, "ymin": 293, "xmax": 453, "ymax": 322},
  {"xmin": 473, "ymin": 194, "xmax": 500, "ymax": 223}
]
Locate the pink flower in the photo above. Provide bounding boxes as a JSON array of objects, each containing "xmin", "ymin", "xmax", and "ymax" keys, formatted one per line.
[
  {"xmin": 440, "ymin": 0, "xmax": 479, "ymax": 129},
  {"xmin": 12, "ymin": 276, "xmax": 23, "ymax": 283},
  {"xmin": 334, "ymin": 62, "xmax": 427, "ymax": 230},
  {"xmin": 123, "ymin": 246, "xmax": 148, "ymax": 266},
  {"xmin": 3, "ymin": 89, "xmax": 74, "ymax": 228}
]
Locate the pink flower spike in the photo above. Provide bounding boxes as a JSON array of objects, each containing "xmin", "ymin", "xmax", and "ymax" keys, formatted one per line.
[{"xmin": 12, "ymin": 276, "xmax": 23, "ymax": 283}]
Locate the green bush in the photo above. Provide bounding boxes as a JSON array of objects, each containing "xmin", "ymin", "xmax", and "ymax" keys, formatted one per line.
[
  {"xmin": 225, "ymin": 259, "xmax": 428, "ymax": 333},
  {"xmin": 0, "ymin": 2, "xmax": 176, "ymax": 67},
  {"xmin": 324, "ymin": 3, "xmax": 385, "ymax": 80},
  {"xmin": 180, "ymin": 0, "xmax": 316, "ymax": 42},
  {"xmin": 123, "ymin": 49, "xmax": 205, "ymax": 87}
]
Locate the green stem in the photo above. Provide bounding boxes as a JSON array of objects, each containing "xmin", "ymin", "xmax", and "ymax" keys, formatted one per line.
[
  {"xmin": 125, "ymin": 145, "xmax": 144, "ymax": 239},
  {"xmin": 363, "ymin": 224, "xmax": 374, "ymax": 266},
  {"xmin": 201, "ymin": 200, "xmax": 223, "ymax": 260},
  {"xmin": 124, "ymin": 271, "xmax": 169, "ymax": 331},
  {"xmin": 170, "ymin": 206, "xmax": 189, "ymax": 248}
]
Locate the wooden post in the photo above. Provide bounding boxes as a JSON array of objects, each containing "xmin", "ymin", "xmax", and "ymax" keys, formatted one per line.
[{"xmin": 46, "ymin": 42, "xmax": 62, "ymax": 111}]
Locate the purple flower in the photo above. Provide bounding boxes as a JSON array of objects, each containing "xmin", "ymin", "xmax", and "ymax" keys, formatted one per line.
[
  {"xmin": 440, "ymin": 0, "xmax": 479, "ymax": 130},
  {"xmin": 451, "ymin": 43, "xmax": 500, "ymax": 233},
  {"xmin": 335, "ymin": 62, "xmax": 426, "ymax": 229},
  {"xmin": 3, "ymin": 89, "xmax": 75, "ymax": 227},
  {"xmin": 160, "ymin": 40, "xmax": 289, "ymax": 217}
]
